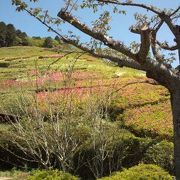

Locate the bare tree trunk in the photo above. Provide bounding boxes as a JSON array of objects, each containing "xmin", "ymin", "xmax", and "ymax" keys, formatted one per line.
[{"xmin": 171, "ymin": 90, "xmax": 180, "ymax": 180}]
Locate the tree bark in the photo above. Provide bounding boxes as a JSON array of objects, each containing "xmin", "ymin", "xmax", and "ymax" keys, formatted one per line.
[{"xmin": 171, "ymin": 89, "xmax": 180, "ymax": 179}]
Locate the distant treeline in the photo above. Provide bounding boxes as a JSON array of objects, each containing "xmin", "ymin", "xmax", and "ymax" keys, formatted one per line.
[
  {"xmin": 0, "ymin": 22, "xmax": 29, "ymax": 47},
  {"xmin": 0, "ymin": 21, "xmax": 62, "ymax": 48}
]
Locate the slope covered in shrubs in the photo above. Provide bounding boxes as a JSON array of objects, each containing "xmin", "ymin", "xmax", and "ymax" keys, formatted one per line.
[{"xmin": 0, "ymin": 46, "xmax": 174, "ymax": 179}]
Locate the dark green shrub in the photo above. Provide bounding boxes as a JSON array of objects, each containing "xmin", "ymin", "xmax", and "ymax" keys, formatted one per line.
[
  {"xmin": 74, "ymin": 127, "xmax": 133, "ymax": 179},
  {"xmin": 28, "ymin": 170, "xmax": 79, "ymax": 180},
  {"xmin": 0, "ymin": 62, "xmax": 10, "ymax": 68},
  {"xmin": 74, "ymin": 125, "xmax": 153, "ymax": 179},
  {"xmin": 43, "ymin": 37, "xmax": 54, "ymax": 48},
  {"xmin": 143, "ymin": 140, "xmax": 174, "ymax": 174},
  {"xmin": 98, "ymin": 164, "xmax": 173, "ymax": 180},
  {"xmin": 0, "ymin": 125, "xmax": 39, "ymax": 170},
  {"xmin": 121, "ymin": 136, "xmax": 153, "ymax": 168}
]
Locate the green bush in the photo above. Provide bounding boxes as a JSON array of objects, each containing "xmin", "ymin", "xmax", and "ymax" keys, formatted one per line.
[
  {"xmin": 28, "ymin": 170, "xmax": 79, "ymax": 180},
  {"xmin": 143, "ymin": 140, "xmax": 174, "ymax": 173},
  {"xmin": 43, "ymin": 37, "xmax": 54, "ymax": 48},
  {"xmin": 75, "ymin": 127, "xmax": 135, "ymax": 178},
  {"xmin": 98, "ymin": 164, "xmax": 173, "ymax": 180},
  {"xmin": 121, "ymin": 136, "xmax": 153, "ymax": 167},
  {"xmin": 0, "ymin": 120, "xmax": 154, "ymax": 179},
  {"xmin": 74, "ymin": 125, "xmax": 153, "ymax": 179}
]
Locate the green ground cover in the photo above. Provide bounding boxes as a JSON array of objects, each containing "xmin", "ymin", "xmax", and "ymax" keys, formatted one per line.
[{"xmin": 0, "ymin": 46, "xmax": 173, "ymax": 179}]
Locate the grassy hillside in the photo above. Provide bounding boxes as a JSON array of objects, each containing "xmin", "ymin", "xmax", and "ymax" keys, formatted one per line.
[
  {"xmin": 0, "ymin": 46, "xmax": 173, "ymax": 179},
  {"xmin": 0, "ymin": 46, "xmax": 54, "ymax": 59},
  {"xmin": 0, "ymin": 46, "xmax": 172, "ymax": 139}
]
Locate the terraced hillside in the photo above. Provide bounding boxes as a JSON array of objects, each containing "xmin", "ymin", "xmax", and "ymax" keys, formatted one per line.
[
  {"xmin": 0, "ymin": 46, "xmax": 173, "ymax": 179},
  {"xmin": 0, "ymin": 46, "xmax": 172, "ymax": 140}
]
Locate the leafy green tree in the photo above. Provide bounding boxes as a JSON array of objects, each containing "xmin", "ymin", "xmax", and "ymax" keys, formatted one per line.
[
  {"xmin": 0, "ymin": 22, "xmax": 29, "ymax": 47},
  {"xmin": 43, "ymin": 36, "xmax": 53, "ymax": 48},
  {"xmin": 0, "ymin": 22, "xmax": 7, "ymax": 47},
  {"xmin": 16, "ymin": 29, "xmax": 28, "ymax": 45},
  {"xmin": 55, "ymin": 35, "xmax": 60, "ymax": 42},
  {"xmin": 6, "ymin": 24, "xmax": 16, "ymax": 46}
]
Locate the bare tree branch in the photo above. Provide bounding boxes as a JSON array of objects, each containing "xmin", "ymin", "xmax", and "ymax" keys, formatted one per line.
[
  {"xmin": 158, "ymin": 12, "xmax": 176, "ymax": 36},
  {"xmin": 154, "ymin": 20, "xmax": 164, "ymax": 33},
  {"xmin": 21, "ymin": 5, "xmax": 143, "ymax": 72},
  {"xmin": 18, "ymin": 3, "xmax": 177, "ymax": 89},
  {"xmin": 170, "ymin": 6, "xmax": 180, "ymax": 17},
  {"xmin": 56, "ymin": 9, "xmax": 178, "ymax": 88},
  {"xmin": 137, "ymin": 24, "xmax": 151, "ymax": 63},
  {"xmin": 58, "ymin": 10, "xmax": 137, "ymax": 60},
  {"xmin": 97, "ymin": 0, "xmax": 177, "ymax": 36},
  {"xmin": 157, "ymin": 41, "xmax": 178, "ymax": 51},
  {"xmin": 98, "ymin": 0, "xmax": 161, "ymax": 14},
  {"xmin": 150, "ymin": 21, "xmax": 165, "ymax": 63},
  {"xmin": 64, "ymin": 38, "xmax": 144, "ymax": 70}
]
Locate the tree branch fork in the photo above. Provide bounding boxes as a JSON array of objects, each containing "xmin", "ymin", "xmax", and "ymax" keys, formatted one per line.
[{"xmin": 57, "ymin": 6, "xmax": 180, "ymax": 90}]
